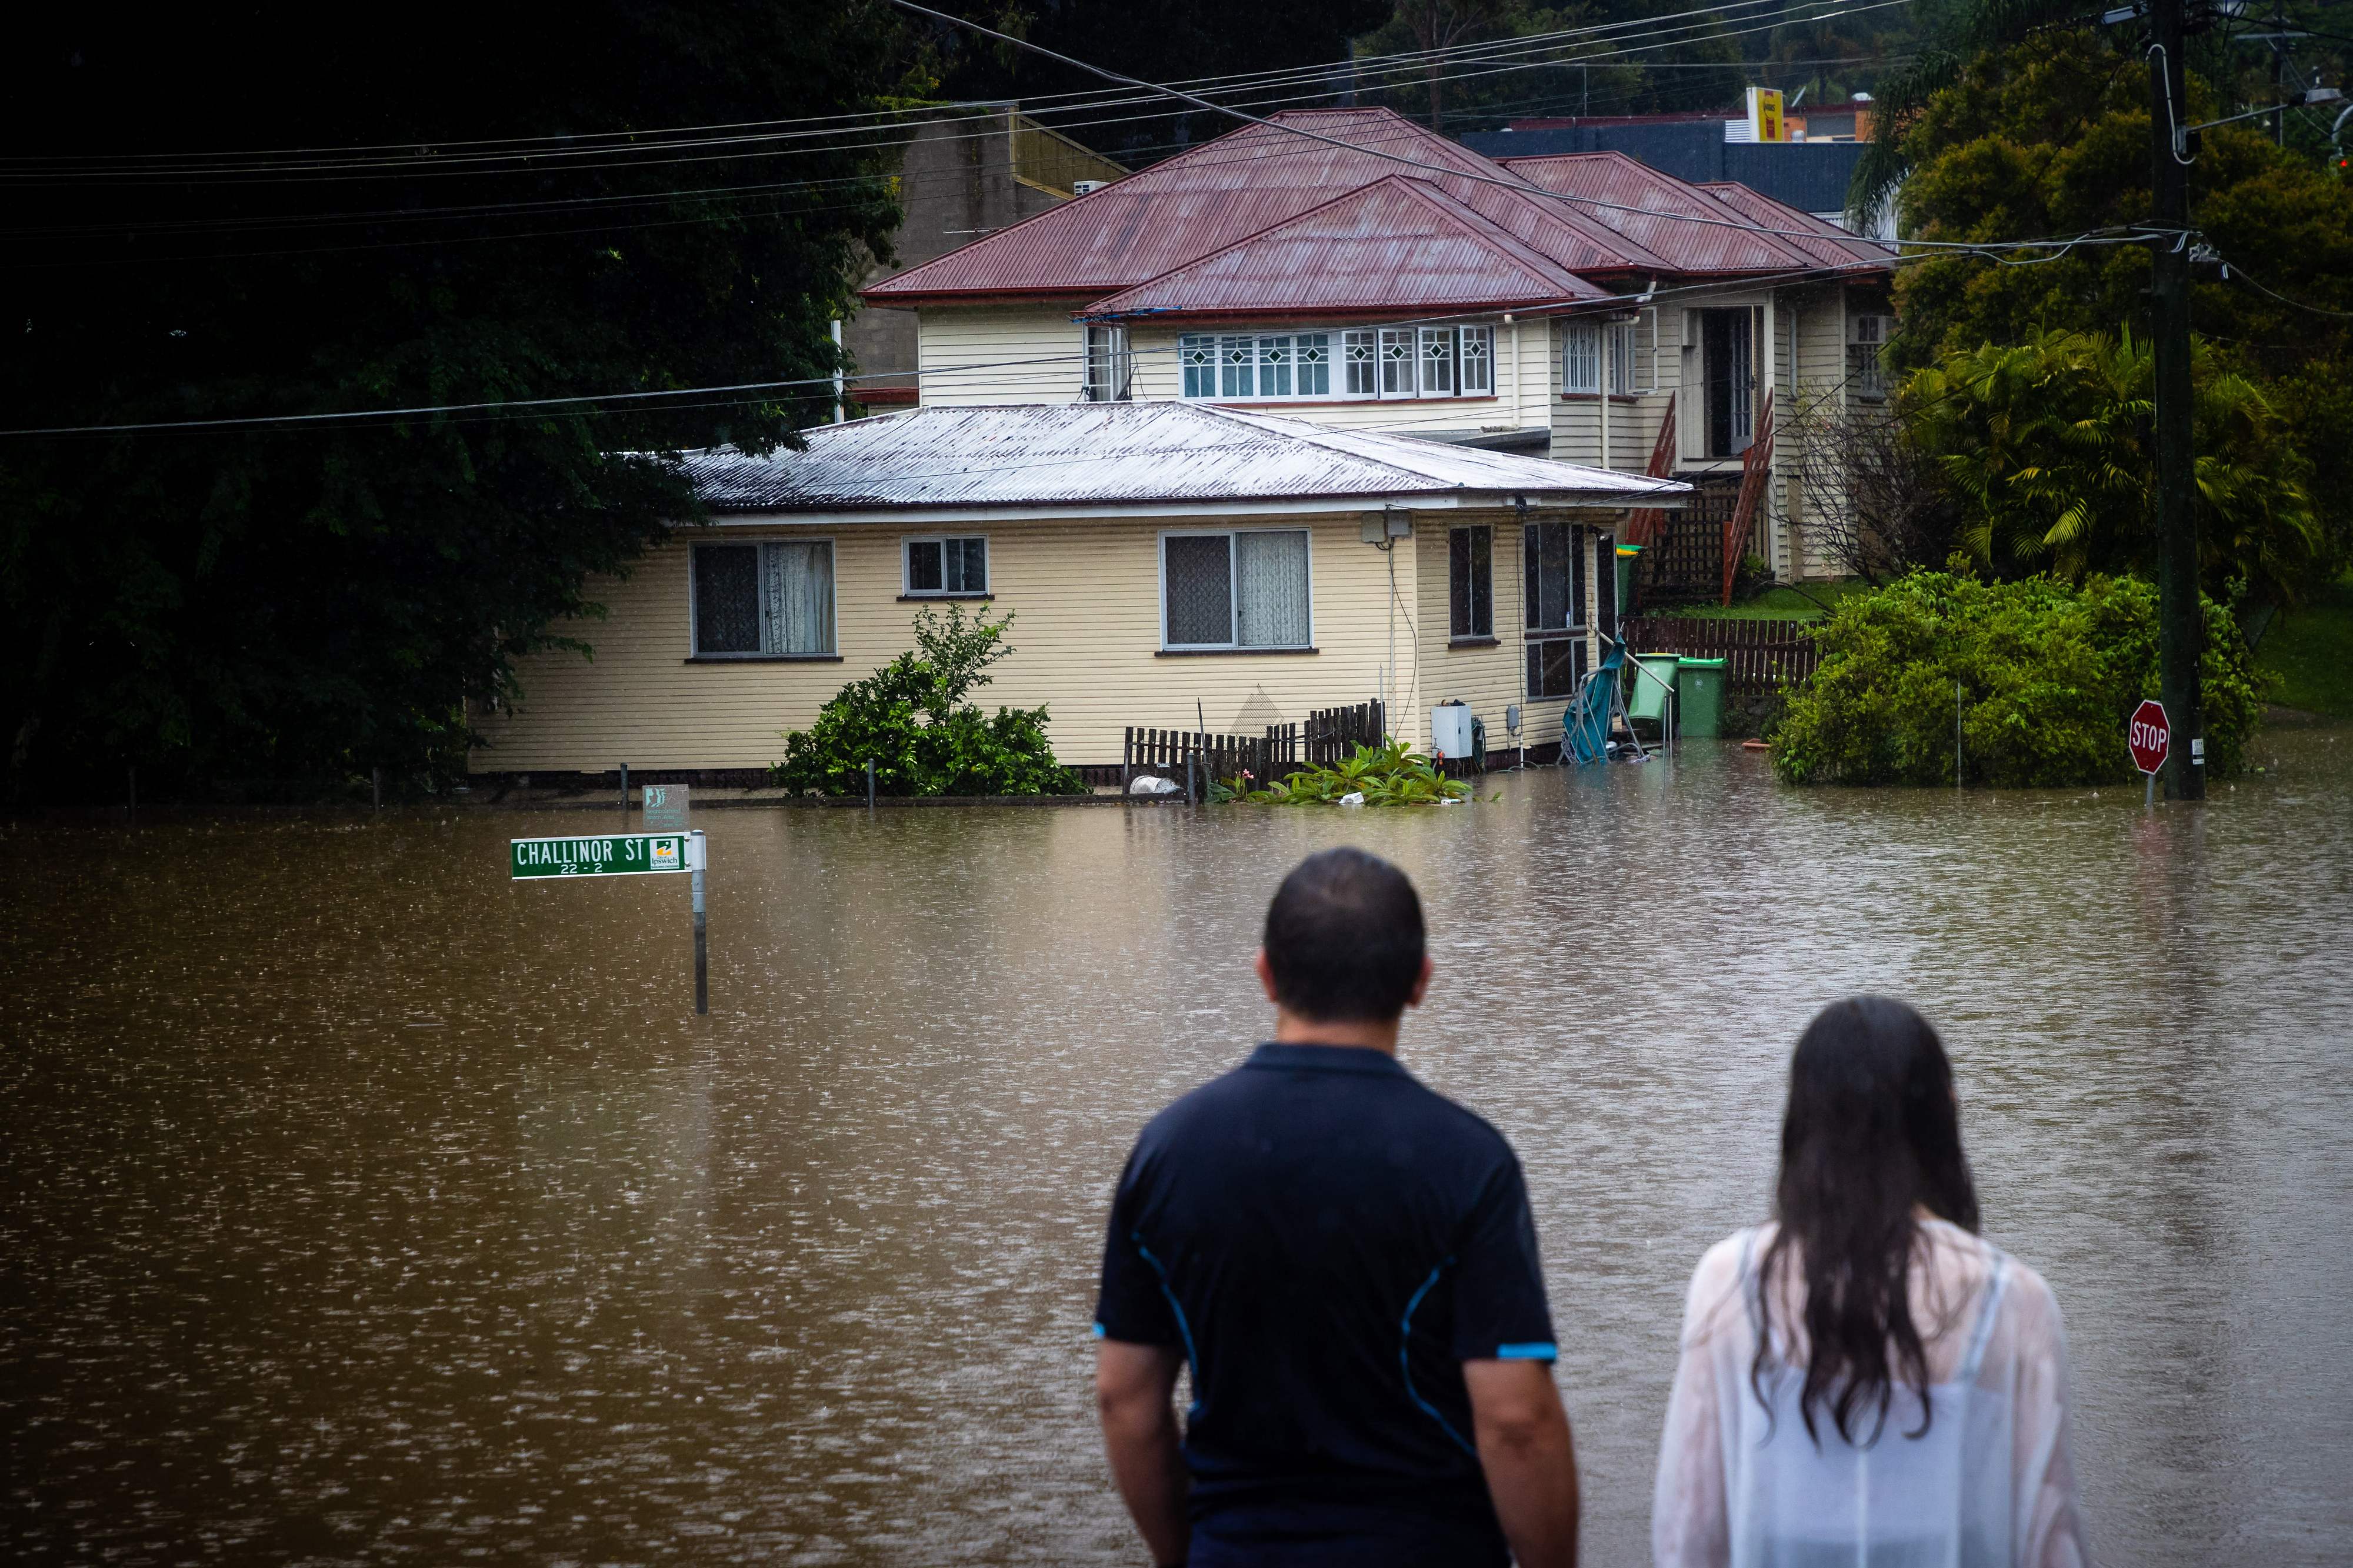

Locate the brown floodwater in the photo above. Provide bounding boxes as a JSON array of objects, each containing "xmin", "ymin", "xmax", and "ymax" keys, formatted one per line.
[{"xmin": 5, "ymin": 726, "xmax": 2350, "ymax": 1565}]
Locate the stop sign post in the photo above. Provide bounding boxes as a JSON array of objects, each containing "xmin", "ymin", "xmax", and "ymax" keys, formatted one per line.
[{"xmin": 2129, "ymin": 699, "xmax": 2171, "ymax": 806}]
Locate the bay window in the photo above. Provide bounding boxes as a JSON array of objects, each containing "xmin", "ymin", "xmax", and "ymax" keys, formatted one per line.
[
  {"xmin": 1162, "ymin": 529, "xmax": 1312, "ymax": 650},
  {"xmin": 1181, "ymin": 326, "xmax": 1489, "ymax": 402}
]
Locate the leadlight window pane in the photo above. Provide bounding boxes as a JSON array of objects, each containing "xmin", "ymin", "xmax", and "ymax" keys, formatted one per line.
[
  {"xmin": 1344, "ymin": 331, "xmax": 1378, "ymax": 396},
  {"xmin": 1165, "ymin": 535, "xmax": 1235, "ymax": 645},
  {"xmin": 1181, "ymin": 334, "xmax": 1214, "ymax": 399},
  {"xmin": 1261, "ymin": 336, "xmax": 1293, "ymax": 399},
  {"xmin": 1234, "ymin": 530, "xmax": 1310, "ymax": 648},
  {"xmin": 1379, "ymin": 328, "xmax": 1415, "ymax": 396},
  {"xmin": 906, "ymin": 539, "xmax": 944, "ymax": 593},
  {"xmin": 694, "ymin": 544, "xmax": 761, "ymax": 654},
  {"xmin": 1459, "ymin": 327, "xmax": 1493, "ymax": 394},
  {"xmin": 1219, "ymin": 336, "xmax": 1255, "ymax": 399},
  {"xmin": 1419, "ymin": 327, "xmax": 1457, "ymax": 395},
  {"xmin": 1298, "ymin": 333, "xmax": 1331, "ymax": 396}
]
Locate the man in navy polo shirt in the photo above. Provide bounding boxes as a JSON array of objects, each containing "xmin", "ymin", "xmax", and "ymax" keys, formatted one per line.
[{"xmin": 1094, "ymin": 848, "xmax": 1579, "ymax": 1568}]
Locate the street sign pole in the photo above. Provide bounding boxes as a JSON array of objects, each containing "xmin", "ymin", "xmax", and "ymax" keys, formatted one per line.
[
  {"xmin": 509, "ymin": 830, "xmax": 708, "ymax": 1010},
  {"xmin": 2129, "ymin": 698, "xmax": 2172, "ymax": 809},
  {"xmin": 688, "ymin": 830, "xmax": 708, "ymax": 1016}
]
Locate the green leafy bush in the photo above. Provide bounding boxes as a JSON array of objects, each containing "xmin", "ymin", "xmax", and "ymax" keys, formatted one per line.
[
  {"xmin": 1232, "ymin": 740, "xmax": 1472, "ymax": 806},
  {"xmin": 1771, "ymin": 569, "xmax": 2262, "ymax": 787},
  {"xmin": 770, "ymin": 606, "xmax": 1084, "ymax": 797}
]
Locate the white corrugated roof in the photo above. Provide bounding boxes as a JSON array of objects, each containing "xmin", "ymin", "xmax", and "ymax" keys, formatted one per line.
[{"xmin": 675, "ymin": 402, "xmax": 1687, "ymax": 517}]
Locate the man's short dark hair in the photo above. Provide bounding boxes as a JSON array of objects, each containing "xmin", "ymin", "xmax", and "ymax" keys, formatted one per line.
[{"xmin": 1262, "ymin": 848, "xmax": 1427, "ymax": 1023}]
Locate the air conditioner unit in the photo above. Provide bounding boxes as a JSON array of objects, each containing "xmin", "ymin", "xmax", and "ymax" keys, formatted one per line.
[{"xmin": 1071, "ymin": 179, "xmax": 1107, "ymax": 196}]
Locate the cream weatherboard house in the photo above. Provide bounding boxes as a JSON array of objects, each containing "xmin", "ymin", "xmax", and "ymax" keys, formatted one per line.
[
  {"xmin": 469, "ymin": 404, "xmax": 1682, "ymax": 778},
  {"xmin": 865, "ymin": 106, "xmax": 1897, "ymax": 595}
]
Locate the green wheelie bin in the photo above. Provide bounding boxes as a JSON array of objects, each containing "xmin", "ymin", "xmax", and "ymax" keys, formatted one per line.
[{"xmin": 1675, "ymin": 656, "xmax": 1727, "ymax": 738}]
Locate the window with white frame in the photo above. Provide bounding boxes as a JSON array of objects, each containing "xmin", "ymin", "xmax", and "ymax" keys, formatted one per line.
[
  {"xmin": 1175, "ymin": 333, "xmax": 1332, "ymax": 401},
  {"xmin": 1083, "ymin": 323, "xmax": 1131, "ymax": 402},
  {"xmin": 1608, "ymin": 319, "xmax": 1642, "ymax": 395},
  {"xmin": 1419, "ymin": 327, "xmax": 1457, "ymax": 395},
  {"xmin": 1183, "ymin": 326, "xmax": 1489, "ymax": 402},
  {"xmin": 1848, "ymin": 313, "xmax": 1893, "ymax": 402},
  {"xmin": 692, "ymin": 540, "xmax": 836, "ymax": 657},
  {"xmin": 904, "ymin": 535, "xmax": 988, "ymax": 596},
  {"xmin": 1562, "ymin": 321, "xmax": 1601, "ymax": 395},
  {"xmin": 1460, "ymin": 326, "xmax": 1494, "ymax": 393},
  {"xmin": 1161, "ymin": 529, "xmax": 1312, "ymax": 649}
]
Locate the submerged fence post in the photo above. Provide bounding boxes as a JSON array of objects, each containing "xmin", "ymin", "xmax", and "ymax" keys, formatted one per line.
[
  {"xmin": 866, "ymin": 758, "xmax": 875, "ymax": 809},
  {"xmin": 619, "ymin": 762, "xmax": 629, "ymax": 817},
  {"xmin": 1955, "ymin": 682, "xmax": 1964, "ymax": 789}
]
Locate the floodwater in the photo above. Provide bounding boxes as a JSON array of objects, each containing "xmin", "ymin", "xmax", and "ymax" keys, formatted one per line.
[{"xmin": 5, "ymin": 725, "xmax": 2349, "ymax": 1566}]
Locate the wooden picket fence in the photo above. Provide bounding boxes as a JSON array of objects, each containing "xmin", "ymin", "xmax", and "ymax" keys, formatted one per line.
[
  {"xmin": 1621, "ymin": 616, "xmax": 1818, "ymax": 695},
  {"xmin": 1120, "ymin": 700, "xmax": 1386, "ymax": 796}
]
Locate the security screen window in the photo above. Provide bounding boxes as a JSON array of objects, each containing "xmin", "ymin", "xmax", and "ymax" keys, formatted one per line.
[
  {"xmin": 692, "ymin": 541, "xmax": 836, "ymax": 656},
  {"xmin": 1449, "ymin": 525, "xmax": 1493, "ymax": 639},
  {"xmin": 905, "ymin": 536, "xmax": 988, "ymax": 596},
  {"xmin": 1163, "ymin": 530, "xmax": 1311, "ymax": 649},
  {"xmin": 1526, "ymin": 636, "xmax": 1587, "ymax": 699}
]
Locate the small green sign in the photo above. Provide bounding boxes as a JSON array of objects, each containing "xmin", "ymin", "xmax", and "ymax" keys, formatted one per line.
[{"xmin": 511, "ymin": 833, "xmax": 688, "ymax": 880}]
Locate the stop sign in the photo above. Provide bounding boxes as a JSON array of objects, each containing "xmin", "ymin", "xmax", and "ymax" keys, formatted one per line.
[{"xmin": 2128, "ymin": 699, "xmax": 2171, "ymax": 775}]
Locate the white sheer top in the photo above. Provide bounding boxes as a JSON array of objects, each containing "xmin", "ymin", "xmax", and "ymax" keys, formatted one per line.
[{"xmin": 1653, "ymin": 1220, "xmax": 2088, "ymax": 1568}]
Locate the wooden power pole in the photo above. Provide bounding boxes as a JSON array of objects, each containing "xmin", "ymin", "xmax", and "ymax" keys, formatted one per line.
[{"xmin": 2149, "ymin": 0, "xmax": 2207, "ymax": 799}]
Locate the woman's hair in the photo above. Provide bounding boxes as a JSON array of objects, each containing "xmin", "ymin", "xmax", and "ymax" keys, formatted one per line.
[{"xmin": 1751, "ymin": 996, "xmax": 1980, "ymax": 1447}]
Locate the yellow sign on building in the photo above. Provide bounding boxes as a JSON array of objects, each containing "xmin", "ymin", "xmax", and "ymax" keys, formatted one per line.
[{"xmin": 1750, "ymin": 86, "xmax": 1787, "ymax": 142}]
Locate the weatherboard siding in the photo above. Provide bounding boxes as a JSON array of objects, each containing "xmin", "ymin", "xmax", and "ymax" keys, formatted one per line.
[
  {"xmin": 472, "ymin": 511, "xmax": 1501, "ymax": 775},
  {"xmin": 916, "ymin": 311, "xmax": 1562, "ymax": 443},
  {"xmin": 912, "ymin": 305, "xmax": 1086, "ymax": 405}
]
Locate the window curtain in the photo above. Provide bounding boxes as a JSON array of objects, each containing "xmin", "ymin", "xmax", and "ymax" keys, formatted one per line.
[
  {"xmin": 762, "ymin": 541, "xmax": 835, "ymax": 655},
  {"xmin": 1235, "ymin": 531, "xmax": 1310, "ymax": 648}
]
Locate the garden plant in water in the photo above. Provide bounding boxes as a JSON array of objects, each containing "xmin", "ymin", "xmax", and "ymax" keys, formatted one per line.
[{"xmin": 1221, "ymin": 740, "xmax": 1474, "ymax": 806}]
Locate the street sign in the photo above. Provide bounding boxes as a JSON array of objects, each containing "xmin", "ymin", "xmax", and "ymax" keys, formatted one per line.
[
  {"xmin": 510, "ymin": 832, "xmax": 688, "ymax": 880},
  {"xmin": 2128, "ymin": 699, "xmax": 2171, "ymax": 775}
]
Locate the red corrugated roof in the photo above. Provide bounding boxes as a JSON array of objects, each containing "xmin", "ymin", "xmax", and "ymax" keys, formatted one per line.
[
  {"xmin": 863, "ymin": 107, "xmax": 1668, "ymax": 305},
  {"xmin": 1499, "ymin": 152, "xmax": 1822, "ymax": 275},
  {"xmin": 1695, "ymin": 182, "xmax": 1895, "ymax": 272},
  {"xmin": 1084, "ymin": 176, "xmax": 1609, "ymax": 319}
]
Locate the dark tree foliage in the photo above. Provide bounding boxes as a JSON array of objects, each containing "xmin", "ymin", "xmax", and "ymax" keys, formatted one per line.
[
  {"xmin": 914, "ymin": 0, "xmax": 1391, "ymax": 165},
  {"xmin": 1, "ymin": 6, "xmax": 908, "ymax": 797}
]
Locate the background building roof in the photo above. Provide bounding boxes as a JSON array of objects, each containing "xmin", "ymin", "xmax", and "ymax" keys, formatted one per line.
[
  {"xmin": 1499, "ymin": 152, "xmax": 1822, "ymax": 274},
  {"xmin": 1462, "ymin": 124, "xmax": 1871, "ymax": 221},
  {"xmin": 676, "ymin": 402, "xmax": 1687, "ymax": 515},
  {"xmin": 1082, "ymin": 176, "xmax": 1610, "ymax": 321}
]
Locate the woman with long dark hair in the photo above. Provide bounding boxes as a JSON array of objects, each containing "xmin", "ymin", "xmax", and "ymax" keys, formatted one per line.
[{"xmin": 1653, "ymin": 997, "xmax": 2088, "ymax": 1567}]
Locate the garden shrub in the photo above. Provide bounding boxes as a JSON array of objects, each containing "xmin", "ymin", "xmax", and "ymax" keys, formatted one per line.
[
  {"xmin": 1771, "ymin": 569, "xmax": 2261, "ymax": 787},
  {"xmin": 1231, "ymin": 740, "xmax": 1472, "ymax": 806},
  {"xmin": 770, "ymin": 606, "xmax": 1084, "ymax": 796}
]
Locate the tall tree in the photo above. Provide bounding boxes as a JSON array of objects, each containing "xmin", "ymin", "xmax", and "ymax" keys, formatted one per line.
[{"xmin": 1, "ymin": 6, "xmax": 909, "ymax": 796}]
